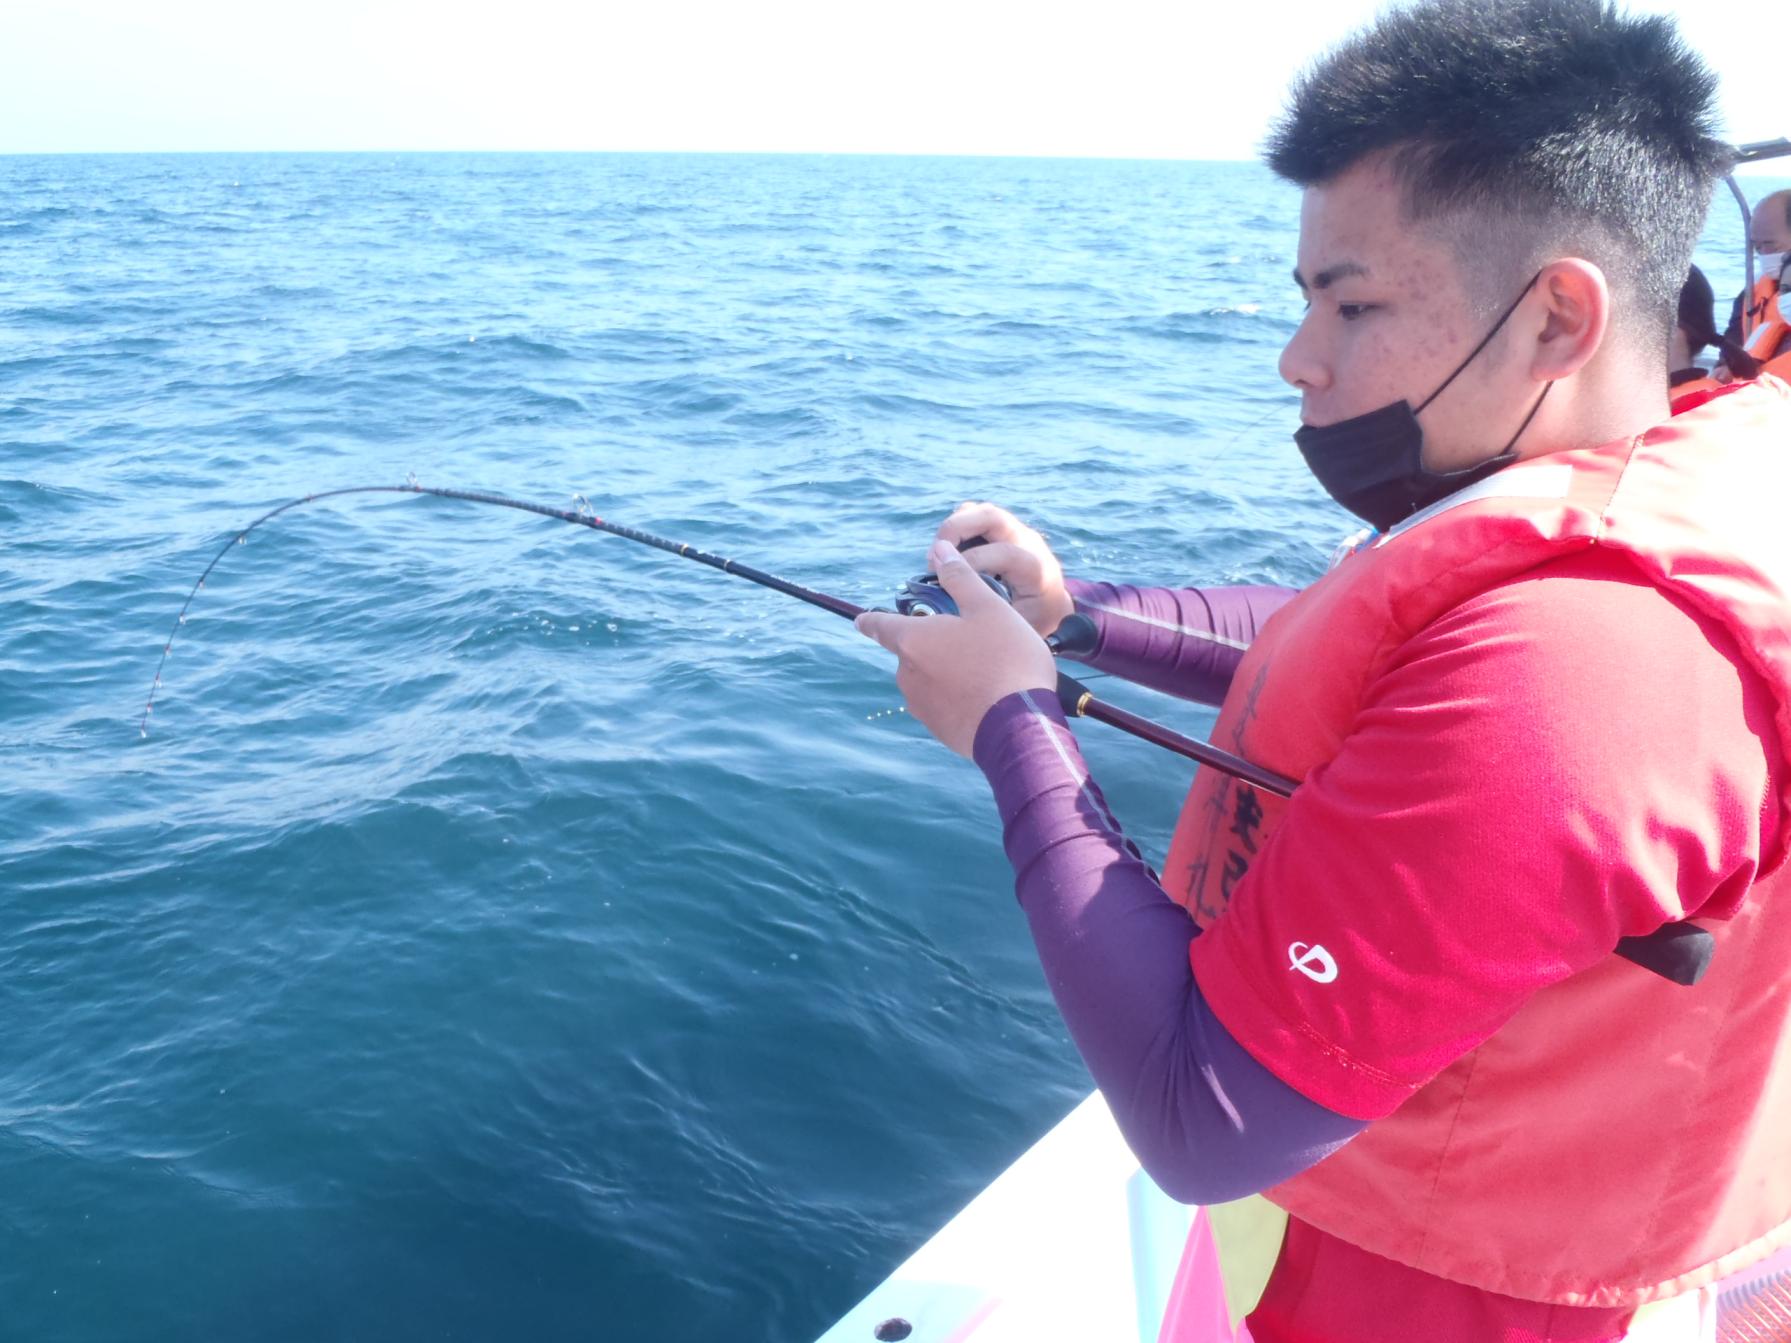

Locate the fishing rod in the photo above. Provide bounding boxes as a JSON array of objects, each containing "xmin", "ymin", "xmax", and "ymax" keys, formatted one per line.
[
  {"xmin": 144, "ymin": 479, "xmax": 1712, "ymax": 987},
  {"xmin": 139, "ymin": 478, "xmax": 1271, "ymax": 792},
  {"xmin": 140, "ymin": 477, "xmax": 864, "ymax": 737}
]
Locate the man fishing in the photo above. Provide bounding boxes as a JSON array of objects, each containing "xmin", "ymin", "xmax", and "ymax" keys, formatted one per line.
[{"xmin": 856, "ymin": 1, "xmax": 1791, "ymax": 1338}]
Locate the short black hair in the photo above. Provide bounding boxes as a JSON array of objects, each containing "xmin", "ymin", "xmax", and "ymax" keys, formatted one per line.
[{"xmin": 1266, "ymin": 0, "xmax": 1731, "ymax": 340}]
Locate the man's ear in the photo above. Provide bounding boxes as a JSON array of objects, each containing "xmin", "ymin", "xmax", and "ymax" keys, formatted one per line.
[{"xmin": 1530, "ymin": 259, "xmax": 1610, "ymax": 381}]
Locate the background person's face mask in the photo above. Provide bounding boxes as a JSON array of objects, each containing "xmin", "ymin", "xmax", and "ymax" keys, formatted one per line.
[{"xmin": 1293, "ymin": 273, "xmax": 1552, "ymax": 532}]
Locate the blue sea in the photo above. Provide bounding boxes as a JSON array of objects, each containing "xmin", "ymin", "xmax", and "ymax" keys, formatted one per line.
[{"xmin": 2, "ymin": 152, "xmax": 1781, "ymax": 1342}]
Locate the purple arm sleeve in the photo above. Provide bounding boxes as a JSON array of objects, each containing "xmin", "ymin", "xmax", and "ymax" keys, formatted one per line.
[
  {"xmin": 974, "ymin": 691, "xmax": 1364, "ymax": 1204},
  {"xmin": 1062, "ymin": 579, "xmax": 1298, "ymax": 706}
]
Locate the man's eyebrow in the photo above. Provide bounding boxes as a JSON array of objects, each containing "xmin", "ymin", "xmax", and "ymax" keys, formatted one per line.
[{"xmin": 1292, "ymin": 261, "xmax": 1370, "ymax": 292}]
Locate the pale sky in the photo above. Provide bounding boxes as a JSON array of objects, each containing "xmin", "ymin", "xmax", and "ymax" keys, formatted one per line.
[{"xmin": 0, "ymin": 0, "xmax": 1783, "ymax": 167}]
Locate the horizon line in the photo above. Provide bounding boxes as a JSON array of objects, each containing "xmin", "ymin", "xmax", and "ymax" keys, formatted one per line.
[
  {"xmin": 0, "ymin": 146, "xmax": 1264, "ymax": 163},
  {"xmin": 4, "ymin": 147, "xmax": 1782, "ymax": 176}
]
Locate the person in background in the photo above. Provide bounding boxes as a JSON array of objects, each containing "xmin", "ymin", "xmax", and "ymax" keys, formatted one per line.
[
  {"xmin": 1674, "ymin": 264, "xmax": 1757, "ymax": 387},
  {"xmin": 1719, "ymin": 188, "xmax": 1790, "ymax": 377},
  {"xmin": 858, "ymin": 1, "xmax": 1791, "ymax": 1340}
]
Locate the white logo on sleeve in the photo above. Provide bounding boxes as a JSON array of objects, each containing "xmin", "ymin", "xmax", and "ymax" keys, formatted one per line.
[{"xmin": 1288, "ymin": 941, "xmax": 1339, "ymax": 984}]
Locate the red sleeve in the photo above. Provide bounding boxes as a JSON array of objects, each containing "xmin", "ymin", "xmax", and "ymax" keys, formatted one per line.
[{"xmin": 1188, "ymin": 548, "xmax": 1782, "ymax": 1120}]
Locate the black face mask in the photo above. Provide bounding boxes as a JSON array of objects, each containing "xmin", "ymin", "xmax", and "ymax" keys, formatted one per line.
[{"xmin": 1293, "ymin": 274, "xmax": 1554, "ymax": 533}]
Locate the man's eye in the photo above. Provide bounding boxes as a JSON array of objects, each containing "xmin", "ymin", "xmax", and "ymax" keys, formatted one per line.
[{"xmin": 1338, "ymin": 303, "xmax": 1373, "ymax": 321}]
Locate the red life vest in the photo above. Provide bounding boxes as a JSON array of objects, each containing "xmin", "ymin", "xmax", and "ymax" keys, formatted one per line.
[{"xmin": 1161, "ymin": 378, "xmax": 1791, "ymax": 1307}]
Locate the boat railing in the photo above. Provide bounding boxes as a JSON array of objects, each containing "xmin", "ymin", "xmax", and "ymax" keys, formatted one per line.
[{"xmin": 1725, "ymin": 136, "xmax": 1790, "ymax": 302}]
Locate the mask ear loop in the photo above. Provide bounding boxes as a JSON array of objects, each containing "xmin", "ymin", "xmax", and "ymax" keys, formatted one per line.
[
  {"xmin": 1417, "ymin": 378, "xmax": 1553, "ymax": 493},
  {"xmin": 1498, "ymin": 379, "xmax": 1554, "ymax": 455},
  {"xmin": 1415, "ymin": 271, "xmax": 1544, "ymax": 415}
]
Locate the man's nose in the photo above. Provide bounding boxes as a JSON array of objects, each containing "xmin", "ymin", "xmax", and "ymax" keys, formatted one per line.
[{"xmin": 1279, "ymin": 312, "xmax": 1330, "ymax": 393}]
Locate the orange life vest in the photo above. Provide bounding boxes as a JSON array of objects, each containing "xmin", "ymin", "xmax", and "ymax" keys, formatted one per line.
[
  {"xmin": 1742, "ymin": 274, "xmax": 1789, "ymax": 363},
  {"xmin": 1666, "ymin": 278, "xmax": 1788, "ymax": 408},
  {"xmin": 1671, "ymin": 346, "xmax": 1791, "ymax": 411},
  {"xmin": 1161, "ymin": 378, "xmax": 1791, "ymax": 1308}
]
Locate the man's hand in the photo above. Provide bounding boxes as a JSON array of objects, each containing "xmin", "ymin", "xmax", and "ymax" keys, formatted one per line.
[
  {"xmin": 856, "ymin": 540, "xmax": 1058, "ymax": 757},
  {"xmin": 934, "ymin": 501, "xmax": 1076, "ymax": 638}
]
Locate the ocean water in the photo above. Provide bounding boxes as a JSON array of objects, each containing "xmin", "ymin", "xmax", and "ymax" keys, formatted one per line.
[{"xmin": 1, "ymin": 152, "xmax": 1780, "ymax": 1343}]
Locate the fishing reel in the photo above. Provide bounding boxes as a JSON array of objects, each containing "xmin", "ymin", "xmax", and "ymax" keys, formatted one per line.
[
  {"xmin": 893, "ymin": 571, "xmax": 1100, "ymax": 657},
  {"xmin": 893, "ymin": 534, "xmax": 1016, "ymax": 617},
  {"xmin": 894, "ymin": 570, "xmax": 1014, "ymax": 617}
]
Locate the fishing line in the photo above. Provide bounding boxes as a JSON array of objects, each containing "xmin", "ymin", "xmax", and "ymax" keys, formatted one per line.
[
  {"xmin": 140, "ymin": 475, "xmax": 865, "ymax": 740},
  {"xmin": 138, "ymin": 477, "xmax": 1712, "ymax": 987}
]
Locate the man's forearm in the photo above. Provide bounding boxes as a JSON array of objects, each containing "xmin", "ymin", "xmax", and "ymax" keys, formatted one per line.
[
  {"xmin": 1061, "ymin": 579, "xmax": 1296, "ymax": 706},
  {"xmin": 974, "ymin": 691, "xmax": 1363, "ymax": 1204}
]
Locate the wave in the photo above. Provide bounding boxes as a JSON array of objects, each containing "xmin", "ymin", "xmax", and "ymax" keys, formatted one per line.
[{"xmin": 0, "ymin": 478, "xmax": 95, "ymax": 513}]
